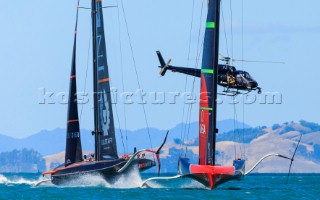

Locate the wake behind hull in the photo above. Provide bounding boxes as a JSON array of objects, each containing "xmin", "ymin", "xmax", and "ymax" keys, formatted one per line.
[
  {"xmin": 178, "ymin": 157, "xmax": 245, "ymax": 189},
  {"xmin": 49, "ymin": 158, "xmax": 155, "ymax": 185}
]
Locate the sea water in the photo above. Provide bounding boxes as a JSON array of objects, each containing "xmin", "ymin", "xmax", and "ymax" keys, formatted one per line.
[{"xmin": 0, "ymin": 172, "xmax": 318, "ymax": 199}]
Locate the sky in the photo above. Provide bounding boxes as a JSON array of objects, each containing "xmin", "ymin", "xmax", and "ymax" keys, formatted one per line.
[{"xmin": 0, "ymin": 0, "xmax": 319, "ymax": 138}]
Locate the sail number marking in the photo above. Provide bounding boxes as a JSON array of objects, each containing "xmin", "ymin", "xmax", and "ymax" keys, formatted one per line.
[
  {"xmin": 200, "ymin": 124, "xmax": 206, "ymax": 134},
  {"xmin": 67, "ymin": 132, "xmax": 80, "ymax": 139}
]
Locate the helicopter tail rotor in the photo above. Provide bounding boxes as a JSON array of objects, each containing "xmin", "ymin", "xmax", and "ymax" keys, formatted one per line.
[{"xmin": 156, "ymin": 51, "xmax": 172, "ymax": 76}]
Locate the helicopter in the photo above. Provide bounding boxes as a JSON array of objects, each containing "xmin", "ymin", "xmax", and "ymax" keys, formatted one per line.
[{"xmin": 156, "ymin": 51, "xmax": 262, "ymax": 95}]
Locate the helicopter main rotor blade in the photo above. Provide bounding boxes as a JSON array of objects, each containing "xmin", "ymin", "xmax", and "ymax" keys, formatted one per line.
[
  {"xmin": 219, "ymin": 52, "xmax": 285, "ymax": 65},
  {"xmin": 232, "ymin": 59, "xmax": 285, "ymax": 64}
]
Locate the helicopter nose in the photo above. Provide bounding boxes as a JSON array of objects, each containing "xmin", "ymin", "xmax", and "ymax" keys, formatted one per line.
[{"xmin": 249, "ymin": 81, "xmax": 258, "ymax": 88}]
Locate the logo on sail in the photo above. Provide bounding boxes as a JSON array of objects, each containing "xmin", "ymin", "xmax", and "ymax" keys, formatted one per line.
[
  {"xmin": 200, "ymin": 123, "xmax": 206, "ymax": 134},
  {"xmin": 99, "ymin": 89, "xmax": 110, "ymax": 136}
]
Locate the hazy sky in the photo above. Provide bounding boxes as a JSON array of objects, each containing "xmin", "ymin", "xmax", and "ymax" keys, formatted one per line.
[{"xmin": 0, "ymin": 0, "xmax": 319, "ymax": 138}]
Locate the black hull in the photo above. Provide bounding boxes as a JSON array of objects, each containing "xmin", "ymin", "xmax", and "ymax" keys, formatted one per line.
[{"xmin": 51, "ymin": 158, "xmax": 155, "ymax": 185}]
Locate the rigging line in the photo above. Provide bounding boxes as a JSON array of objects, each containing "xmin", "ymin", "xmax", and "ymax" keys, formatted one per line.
[
  {"xmin": 232, "ymin": 95, "xmax": 244, "ymax": 159},
  {"xmin": 233, "ymin": 95, "xmax": 244, "ymax": 158},
  {"xmin": 187, "ymin": 1, "xmax": 205, "ymax": 140},
  {"xmin": 185, "ymin": 0, "xmax": 205, "ymax": 155},
  {"xmin": 185, "ymin": 42, "xmax": 203, "ymax": 150},
  {"xmin": 111, "ymin": 89, "xmax": 126, "ymax": 155},
  {"xmin": 221, "ymin": 1, "xmax": 230, "ymax": 57},
  {"xmin": 184, "ymin": 94, "xmax": 194, "ymax": 155},
  {"xmin": 229, "ymin": 0, "xmax": 234, "ymax": 65},
  {"xmin": 180, "ymin": 0, "xmax": 195, "ymax": 151},
  {"xmin": 80, "ymin": 35, "xmax": 91, "ymax": 122},
  {"xmin": 180, "ymin": 80, "xmax": 188, "ymax": 149},
  {"xmin": 241, "ymin": 0, "xmax": 244, "ymax": 71},
  {"xmin": 116, "ymin": 1, "xmax": 128, "ymax": 154},
  {"xmin": 234, "ymin": 100, "xmax": 243, "ymax": 158},
  {"xmin": 103, "ymin": 1, "xmax": 125, "ymax": 152},
  {"xmin": 103, "ymin": 11, "xmax": 125, "ymax": 153},
  {"xmin": 183, "ymin": 103, "xmax": 192, "ymax": 154},
  {"xmin": 120, "ymin": 0, "xmax": 154, "ymax": 151},
  {"xmin": 241, "ymin": 0, "xmax": 246, "ymax": 159},
  {"xmin": 185, "ymin": 97, "xmax": 195, "ymax": 155},
  {"xmin": 232, "ymin": 96, "xmax": 237, "ymax": 159},
  {"xmin": 229, "ymin": 0, "xmax": 243, "ymax": 159},
  {"xmin": 77, "ymin": 0, "xmax": 91, "ymax": 123}
]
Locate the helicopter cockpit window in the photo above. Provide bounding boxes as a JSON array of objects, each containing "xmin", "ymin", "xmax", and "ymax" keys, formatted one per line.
[
  {"xmin": 241, "ymin": 72, "xmax": 254, "ymax": 80},
  {"xmin": 244, "ymin": 73, "xmax": 251, "ymax": 79}
]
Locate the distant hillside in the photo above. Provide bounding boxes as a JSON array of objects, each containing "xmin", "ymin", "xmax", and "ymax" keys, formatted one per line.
[
  {"xmin": 155, "ymin": 121, "xmax": 320, "ymax": 173},
  {"xmin": 42, "ymin": 120, "xmax": 320, "ymax": 173},
  {"xmin": 0, "ymin": 149, "xmax": 46, "ymax": 173},
  {"xmin": 0, "ymin": 119, "xmax": 249, "ymax": 156}
]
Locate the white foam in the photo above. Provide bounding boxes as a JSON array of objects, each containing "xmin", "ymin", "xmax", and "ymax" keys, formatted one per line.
[
  {"xmin": 0, "ymin": 173, "xmax": 204, "ymax": 189},
  {"xmin": 0, "ymin": 174, "xmax": 9, "ymax": 184},
  {"xmin": 51, "ymin": 168, "xmax": 164, "ymax": 189},
  {"xmin": 181, "ymin": 179, "xmax": 206, "ymax": 189},
  {"xmin": 56, "ymin": 173, "xmax": 111, "ymax": 188},
  {"xmin": 0, "ymin": 174, "xmax": 44, "ymax": 185}
]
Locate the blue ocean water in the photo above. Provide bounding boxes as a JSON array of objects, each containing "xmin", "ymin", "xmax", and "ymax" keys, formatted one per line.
[{"xmin": 0, "ymin": 172, "xmax": 318, "ymax": 200}]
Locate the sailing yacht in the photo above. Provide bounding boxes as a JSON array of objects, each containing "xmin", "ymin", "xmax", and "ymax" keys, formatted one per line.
[
  {"xmin": 144, "ymin": 0, "xmax": 297, "ymax": 189},
  {"xmin": 42, "ymin": 0, "xmax": 162, "ymax": 185}
]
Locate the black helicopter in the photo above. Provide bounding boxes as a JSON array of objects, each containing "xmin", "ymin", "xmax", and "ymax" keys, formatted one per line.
[{"xmin": 156, "ymin": 51, "xmax": 261, "ymax": 95}]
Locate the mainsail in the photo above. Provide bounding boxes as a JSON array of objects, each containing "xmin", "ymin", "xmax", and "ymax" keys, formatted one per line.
[
  {"xmin": 92, "ymin": 0, "xmax": 118, "ymax": 160},
  {"xmin": 65, "ymin": 1, "xmax": 83, "ymax": 166},
  {"xmin": 199, "ymin": 0, "xmax": 220, "ymax": 165}
]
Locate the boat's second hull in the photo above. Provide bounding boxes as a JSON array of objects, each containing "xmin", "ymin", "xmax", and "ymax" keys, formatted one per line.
[{"xmin": 50, "ymin": 158, "xmax": 155, "ymax": 185}]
